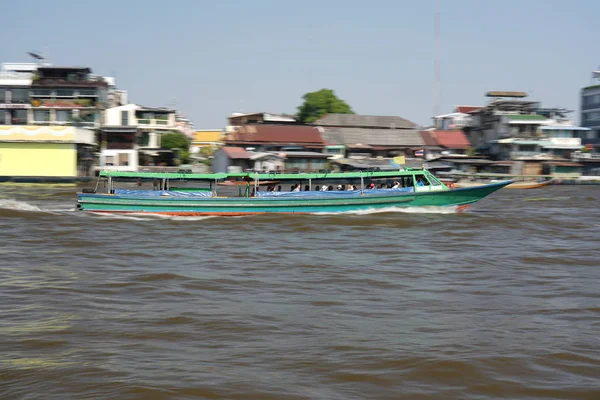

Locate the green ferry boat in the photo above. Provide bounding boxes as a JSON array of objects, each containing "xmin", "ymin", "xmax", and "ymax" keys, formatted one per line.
[{"xmin": 76, "ymin": 169, "xmax": 510, "ymax": 216}]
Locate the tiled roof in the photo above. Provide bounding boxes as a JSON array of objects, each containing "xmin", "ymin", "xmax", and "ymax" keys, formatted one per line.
[
  {"xmin": 320, "ymin": 127, "xmax": 424, "ymax": 147},
  {"xmin": 455, "ymin": 106, "xmax": 482, "ymax": 114},
  {"xmin": 313, "ymin": 114, "xmax": 417, "ymax": 129},
  {"xmin": 225, "ymin": 125, "xmax": 325, "ymax": 146},
  {"xmin": 220, "ymin": 146, "xmax": 250, "ymax": 159},
  {"xmin": 421, "ymin": 130, "xmax": 471, "ymax": 149},
  {"xmin": 420, "ymin": 131, "xmax": 438, "ymax": 147}
]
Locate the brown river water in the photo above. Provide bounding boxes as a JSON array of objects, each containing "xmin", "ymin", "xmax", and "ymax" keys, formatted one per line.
[{"xmin": 0, "ymin": 184, "xmax": 599, "ymax": 400}]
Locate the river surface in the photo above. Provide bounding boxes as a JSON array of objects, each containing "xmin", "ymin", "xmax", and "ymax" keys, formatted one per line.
[{"xmin": 0, "ymin": 184, "xmax": 599, "ymax": 400}]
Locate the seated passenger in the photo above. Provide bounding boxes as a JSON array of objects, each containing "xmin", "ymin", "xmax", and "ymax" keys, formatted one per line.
[
  {"xmin": 368, "ymin": 183, "xmax": 376, "ymax": 189},
  {"xmin": 417, "ymin": 178, "xmax": 425, "ymax": 187},
  {"xmin": 277, "ymin": 185, "xmax": 282, "ymax": 192},
  {"xmin": 304, "ymin": 185, "xmax": 310, "ymax": 191},
  {"xmin": 328, "ymin": 185, "xmax": 334, "ymax": 191},
  {"xmin": 336, "ymin": 185, "xmax": 343, "ymax": 191},
  {"xmin": 292, "ymin": 184, "xmax": 301, "ymax": 192},
  {"xmin": 392, "ymin": 181, "xmax": 400, "ymax": 189},
  {"xmin": 321, "ymin": 185, "xmax": 328, "ymax": 191}
]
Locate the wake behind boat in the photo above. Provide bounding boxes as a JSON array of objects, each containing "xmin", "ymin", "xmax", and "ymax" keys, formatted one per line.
[{"xmin": 76, "ymin": 169, "xmax": 511, "ymax": 216}]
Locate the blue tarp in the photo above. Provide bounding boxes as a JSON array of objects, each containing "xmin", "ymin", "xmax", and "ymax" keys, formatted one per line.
[
  {"xmin": 114, "ymin": 189, "xmax": 214, "ymax": 197},
  {"xmin": 256, "ymin": 187, "xmax": 414, "ymax": 197}
]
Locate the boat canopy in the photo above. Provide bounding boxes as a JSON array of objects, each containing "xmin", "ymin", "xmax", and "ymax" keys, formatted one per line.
[
  {"xmin": 99, "ymin": 171, "xmax": 229, "ymax": 180},
  {"xmin": 98, "ymin": 168, "xmax": 432, "ymax": 181}
]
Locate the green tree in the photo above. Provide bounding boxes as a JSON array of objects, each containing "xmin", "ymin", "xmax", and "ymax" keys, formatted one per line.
[
  {"xmin": 296, "ymin": 89, "xmax": 354, "ymax": 123},
  {"xmin": 161, "ymin": 132, "xmax": 191, "ymax": 164}
]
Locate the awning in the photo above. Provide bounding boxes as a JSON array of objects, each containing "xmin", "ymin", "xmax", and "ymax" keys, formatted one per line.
[{"xmin": 542, "ymin": 144, "xmax": 583, "ymax": 149}]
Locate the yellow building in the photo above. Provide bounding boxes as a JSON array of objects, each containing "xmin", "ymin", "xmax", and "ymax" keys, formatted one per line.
[
  {"xmin": 190, "ymin": 130, "xmax": 223, "ymax": 156},
  {"xmin": 0, "ymin": 125, "xmax": 96, "ymax": 177}
]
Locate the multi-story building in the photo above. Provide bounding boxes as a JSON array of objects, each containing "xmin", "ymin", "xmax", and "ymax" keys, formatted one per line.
[
  {"xmin": 580, "ymin": 69, "xmax": 600, "ymax": 151},
  {"xmin": 0, "ymin": 63, "xmax": 36, "ymax": 125},
  {"xmin": 99, "ymin": 104, "xmax": 178, "ymax": 171},
  {"xmin": 0, "ymin": 63, "xmax": 99, "ymax": 179},
  {"xmin": 29, "ymin": 66, "xmax": 109, "ymax": 128}
]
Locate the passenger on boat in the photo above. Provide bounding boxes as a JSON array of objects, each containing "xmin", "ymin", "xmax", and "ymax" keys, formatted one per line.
[
  {"xmin": 392, "ymin": 181, "xmax": 400, "ymax": 189},
  {"xmin": 292, "ymin": 184, "xmax": 301, "ymax": 192},
  {"xmin": 328, "ymin": 185, "xmax": 334, "ymax": 191},
  {"xmin": 321, "ymin": 185, "xmax": 328, "ymax": 191},
  {"xmin": 417, "ymin": 178, "xmax": 425, "ymax": 187},
  {"xmin": 277, "ymin": 185, "xmax": 282, "ymax": 192},
  {"xmin": 368, "ymin": 183, "xmax": 376, "ymax": 189},
  {"xmin": 336, "ymin": 185, "xmax": 343, "ymax": 191},
  {"xmin": 315, "ymin": 185, "xmax": 320, "ymax": 191},
  {"xmin": 304, "ymin": 185, "xmax": 310, "ymax": 191}
]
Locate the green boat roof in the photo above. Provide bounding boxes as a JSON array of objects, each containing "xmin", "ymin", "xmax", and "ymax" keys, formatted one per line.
[
  {"xmin": 99, "ymin": 171, "xmax": 229, "ymax": 180},
  {"xmin": 99, "ymin": 169, "xmax": 430, "ymax": 181}
]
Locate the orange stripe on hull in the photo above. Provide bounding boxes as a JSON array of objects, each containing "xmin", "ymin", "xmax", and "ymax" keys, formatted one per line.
[{"xmin": 456, "ymin": 204, "xmax": 472, "ymax": 213}]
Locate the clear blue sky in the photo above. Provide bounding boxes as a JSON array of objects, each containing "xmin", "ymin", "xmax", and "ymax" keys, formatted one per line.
[{"xmin": 2, "ymin": 0, "xmax": 599, "ymax": 128}]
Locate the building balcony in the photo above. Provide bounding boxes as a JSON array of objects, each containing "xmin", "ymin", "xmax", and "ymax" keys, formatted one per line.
[
  {"xmin": 572, "ymin": 151, "xmax": 600, "ymax": 159},
  {"xmin": 136, "ymin": 119, "xmax": 174, "ymax": 129},
  {"xmin": 31, "ymin": 78, "xmax": 108, "ymax": 88},
  {"xmin": 510, "ymin": 151, "xmax": 556, "ymax": 160}
]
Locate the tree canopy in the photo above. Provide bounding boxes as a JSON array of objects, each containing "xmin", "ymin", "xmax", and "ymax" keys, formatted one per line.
[
  {"xmin": 296, "ymin": 89, "xmax": 354, "ymax": 123},
  {"xmin": 161, "ymin": 132, "xmax": 191, "ymax": 164}
]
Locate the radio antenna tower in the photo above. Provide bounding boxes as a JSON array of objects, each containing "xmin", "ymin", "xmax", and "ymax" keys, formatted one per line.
[{"xmin": 434, "ymin": 0, "xmax": 441, "ymax": 117}]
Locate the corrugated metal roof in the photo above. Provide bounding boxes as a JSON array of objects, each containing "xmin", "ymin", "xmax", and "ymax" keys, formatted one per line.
[
  {"xmin": 220, "ymin": 146, "xmax": 250, "ymax": 159},
  {"xmin": 320, "ymin": 127, "xmax": 424, "ymax": 147},
  {"xmin": 313, "ymin": 114, "xmax": 417, "ymax": 129},
  {"xmin": 505, "ymin": 115, "xmax": 548, "ymax": 121},
  {"xmin": 225, "ymin": 125, "xmax": 325, "ymax": 146},
  {"xmin": 541, "ymin": 125, "xmax": 591, "ymax": 131},
  {"xmin": 282, "ymin": 151, "xmax": 330, "ymax": 158}
]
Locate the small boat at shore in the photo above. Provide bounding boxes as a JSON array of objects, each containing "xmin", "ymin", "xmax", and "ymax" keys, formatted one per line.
[{"xmin": 76, "ymin": 169, "xmax": 511, "ymax": 216}]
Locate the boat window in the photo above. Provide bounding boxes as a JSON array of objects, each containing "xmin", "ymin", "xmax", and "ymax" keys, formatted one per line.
[
  {"xmin": 426, "ymin": 174, "xmax": 442, "ymax": 186},
  {"xmin": 415, "ymin": 174, "xmax": 430, "ymax": 186}
]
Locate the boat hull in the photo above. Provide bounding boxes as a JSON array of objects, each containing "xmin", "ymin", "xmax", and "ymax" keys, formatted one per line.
[
  {"xmin": 77, "ymin": 181, "xmax": 510, "ymax": 216},
  {"xmin": 455, "ymin": 179, "xmax": 552, "ymax": 189}
]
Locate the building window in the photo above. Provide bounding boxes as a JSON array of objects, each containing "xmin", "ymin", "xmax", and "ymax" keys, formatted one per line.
[
  {"xmin": 79, "ymin": 110, "xmax": 97, "ymax": 124},
  {"xmin": 7, "ymin": 109, "xmax": 28, "ymax": 125},
  {"xmin": 104, "ymin": 156, "xmax": 115, "ymax": 166},
  {"xmin": 31, "ymin": 89, "xmax": 53, "ymax": 97},
  {"xmin": 56, "ymin": 89, "xmax": 75, "ymax": 97},
  {"xmin": 121, "ymin": 110, "xmax": 128, "ymax": 126},
  {"xmin": 56, "ymin": 110, "xmax": 71, "ymax": 123},
  {"xmin": 10, "ymin": 88, "xmax": 29, "ymax": 104},
  {"xmin": 33, "ymin": 110, "xmax": 51, "ymax": 122},
  {"xmin": 78, "ymin": 89, "xmax": 97, "ymax": 97},
  {"xmin": 0, "ymin": 88, "xmax": 6, "ymax": 102}
]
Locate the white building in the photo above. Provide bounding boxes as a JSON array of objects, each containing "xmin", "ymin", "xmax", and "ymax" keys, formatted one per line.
[
  {"xmin": 99, "ymin": 104, "xmax": 178, "ymax": 171},
  {"xmin": 0, "ymin": 63, "xmax": 35, "ymax": 125}
]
